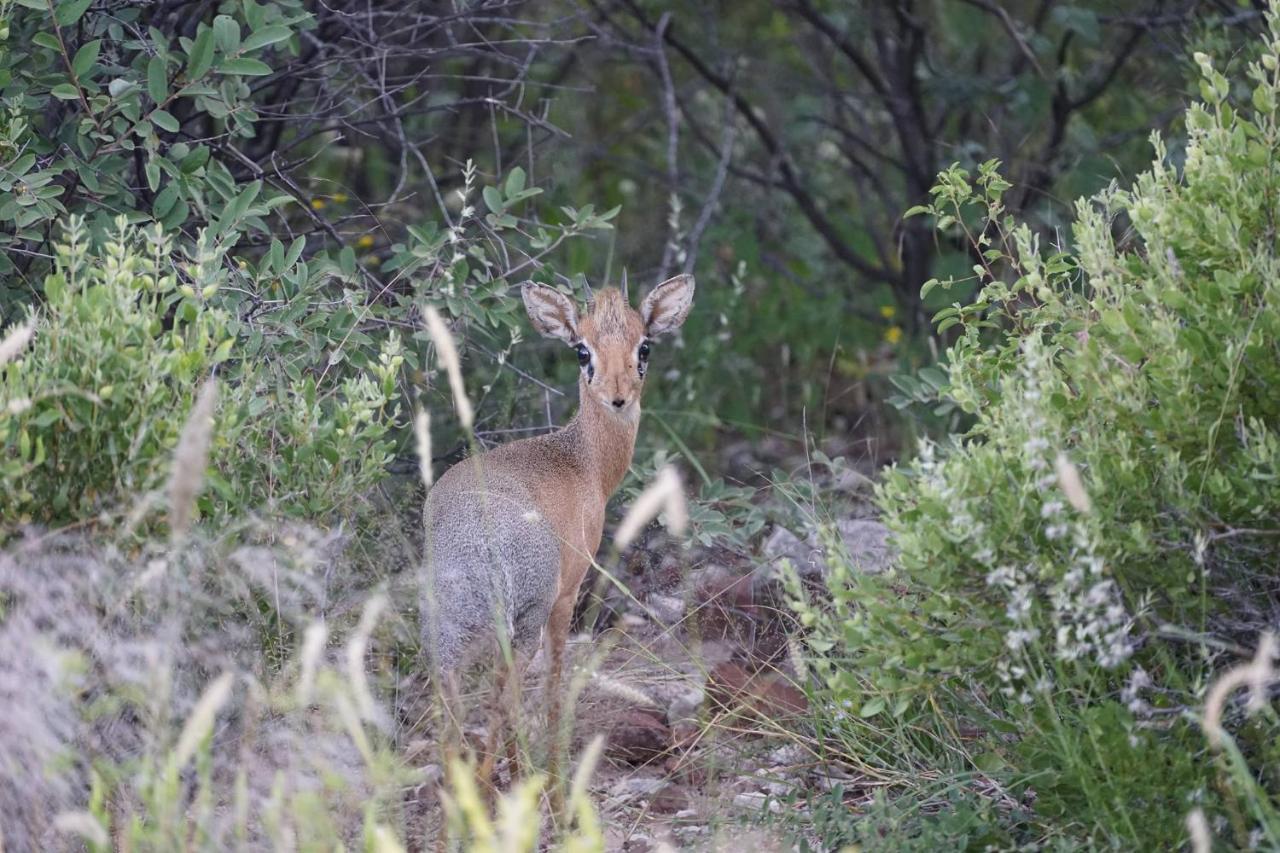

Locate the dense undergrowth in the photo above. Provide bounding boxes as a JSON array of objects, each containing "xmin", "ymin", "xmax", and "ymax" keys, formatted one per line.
[{"xmin": 791, "ymin": 11, "xmax": 1280, "ymax": 850}]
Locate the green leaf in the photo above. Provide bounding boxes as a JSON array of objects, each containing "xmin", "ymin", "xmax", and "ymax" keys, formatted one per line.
[
  {"xmin": 44, "ymin": 274, "xmax": 65, "ymax": 302},
  {"xmin": 145, "ymin": 160, "xmax": 160, "ymax": 192},
  {"xmin": 215, "ymin": 180, "xmax": 261, "ymax": 234},
  {"xmin": 55, "ymin": 0, "xmax": 93, "ymax": 27},
  {"xmin": 503, "ymin": 166, "xmax": 526, "ymax": 199},
  {"xmin": 108, "ymin": 77, "xmax": 136, "ymax": 98},
  {"xmin": 151, "ymin": 109, "xmax": 179, "ymax": 133},
  {"xmin": 186, "ymin": 27, "xmax": 215, "ymax": 80},
  {"xmin": 859, "ymin": 697, "xmax": 886, "ymax": 718},
  {"xmin": 212, "ymin": 338, "xmax": 234, "ymax": 364},
  {"xmin": 161, "ymin": 197, "xmax": 189, "ymax": 230},
  {"xmin": 147, "ymin": 55, "xmax": 168, "ymax": 104},
  {"xmin": 153, "ymin": 183, "xmax": 179, "ymax": 219},
  {"xmin": 284, "ymin": 235, "xmax": 305, "ymax": 268},
  {"xmin": 50, "ymin": 83, "xmax": 80, "ymax": 100},
  {"xmin": 213, "ymin": 15, "xmax": 241, "ymax": 52},
  {"xmin": 179, "ymin": 145, "xmax": 210, "ymax": 173},
  {"xmin": 71, "ymin": 39, "xmax": 101, "ymax": 77},
  {"xmin": 219, "ymin": 57, "xmax": 272, "ymax": 76},
  {"xmin": 482, "ymin": 185, "xmax": 504, "ymax": 214},
  {"xmin": 32, "ymin": 32, "xmax": 62, "ymax": 51},
  {"xmin": 240, "ymin": 25, "xmax": 293, "ymax": 53}
]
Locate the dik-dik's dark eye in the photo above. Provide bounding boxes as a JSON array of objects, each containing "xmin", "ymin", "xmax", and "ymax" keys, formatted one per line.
[
  {"xmin": 575, "ymin": 343, "xmax": 591, "ymax": 367},
  {"xmin": 638, "ymin": 341, "xmax": 651, "ymax": 362}
]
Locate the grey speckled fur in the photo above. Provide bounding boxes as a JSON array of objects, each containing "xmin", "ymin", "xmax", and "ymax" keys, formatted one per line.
[{"xmin": 419, "ymin": 446, "xmax": 564, "ymax": 674}]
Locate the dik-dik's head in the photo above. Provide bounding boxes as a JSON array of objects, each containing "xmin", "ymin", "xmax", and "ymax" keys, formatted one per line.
[{"xmin": 522, "ymin": 274, "xmax": 695, "ymax": 418}]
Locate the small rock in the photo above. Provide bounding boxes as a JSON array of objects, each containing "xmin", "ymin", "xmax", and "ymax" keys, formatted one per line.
[
  {"xmin": 623, "ymin": 834, "xmax": 654, "ymax": 853},
  {"xmin": 814, "ymin": 769, "xmax": 855, "ymax": 791},
  {"xmin": 767, "ymin": 744, "xmax": 809, "ymax": 766},
  {"xmin": 646, "ymin": 593, "xmax": 685, "ymax": 626},
  {"xmin": 693, "ymin": 567, "xmax": 755, "ymax": 610},
  {"xmin": 619, "ymin": 612, "xmax": 648, "ymax": 630},
  {"xmin": 610, "ymin": 777, "xmax": 668, "ymax": 800},
  {"xmin": 415, "ymin": 763, "xmax": 443, "ymax": 786},
  {"xmin": 832, "ymin": 466, "xmax": 875, "ymax": 494},
  {"xmin": 733, "ymin": 791, "xmax": 783, "ymax": 813},
  {"xmin": 754, "ymin": 519, "xmax": 894, "ymax": 584},
  {"xmin": 708, "ymin": 661, "xmax": 808, "ymax": 719},
  {"xmin": 761, "ymin": 526, "xmax": 820, "ymax": 574},
  {"xmin": 755, "ymin": 768, "xmax": 797, "ymax": 796},
  {"xmin": 667, "ymin": 687, "xmax": 705, "ymax": 724},
  {"xmin": 831, "ymin": 518, "xmax": 893, "ymax": 574},
  {"xmin": 692, "ymin": 568, "xmax": 758, "ymax": 645},
  {"xmin": 606, "ymin": 709, "xmax": 672, "ymax": 765},
  {"xmin": 649, "ymin": 783, "xmax": 692, "ymax": 814}
]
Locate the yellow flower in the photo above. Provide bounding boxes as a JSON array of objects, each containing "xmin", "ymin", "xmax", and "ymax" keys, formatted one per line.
[
  {"xmin": 884, "ymin": 325, "xmax": 903, "ymax": 345},
  {"xmin": 310, "ymin": 198, "xmax": 326, "ymax": 210},
  {"xmin": 332, "ymin": 193, "xmax": 349, "ymax": 203},
  {"xmin": 879, "ymin": 304, "xmax": 897, "ymax": 319},
  {"xmin": 366, "ymin": 255, "xmax": 381, "ymax": 266},
  {"xmin": 356, "ymin": 234, "xmax": 375, "ymax": 249}
]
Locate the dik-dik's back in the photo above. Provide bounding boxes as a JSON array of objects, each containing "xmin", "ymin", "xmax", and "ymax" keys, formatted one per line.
[
  {"xmin": 419, "ymin": 275, "xmax": 695, "ymax": 678},
  {"xmin": 420, "ymin": 431, "xmax": 580, "ymax": 673}
]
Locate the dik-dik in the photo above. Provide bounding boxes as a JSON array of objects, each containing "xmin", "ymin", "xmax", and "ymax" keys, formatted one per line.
[{"xmin": 419, "ymin": 273, "xmax": 694, "ymax": 784}]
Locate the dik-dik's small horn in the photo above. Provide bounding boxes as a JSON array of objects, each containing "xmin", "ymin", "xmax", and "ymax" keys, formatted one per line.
[{"xmin": 621, "ymin": 268, "xmax": 629, "ymax": 302}]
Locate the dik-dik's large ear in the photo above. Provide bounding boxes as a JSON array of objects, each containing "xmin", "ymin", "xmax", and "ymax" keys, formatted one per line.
[
  {"xmin": 521, "ymin": 282, "xmax": 580, "ymax": 343},
  {"xmin": 640, "ymin": 274, "xmax": 695, "ymax": 336}
]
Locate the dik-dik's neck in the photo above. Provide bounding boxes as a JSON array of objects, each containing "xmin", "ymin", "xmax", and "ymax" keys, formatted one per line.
[{"xmin": 563, "ymin": 377, "xmax": 639, "ymax": 498}]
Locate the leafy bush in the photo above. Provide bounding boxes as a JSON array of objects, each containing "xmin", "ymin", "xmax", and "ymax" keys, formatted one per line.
[
  {"xmin": 0, "ymin": 217, "xmax": 399, "ymax": 528},
  {"xmin": 793, "ymin": 9, "xmax": 1280, "ymax": 847},
  {"xmin": 0, "ymin": 0, "xmax": 308, "ymax": 288}
]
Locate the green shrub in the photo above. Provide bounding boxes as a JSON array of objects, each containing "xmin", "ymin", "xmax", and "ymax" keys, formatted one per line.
[
  {"xmin": 0, "ymin": 217, "xmax": 399, "ymax": 528},
  {"xmin": 0, "ymin": 0, "xmax": 308, "ymax": 290},
  {"xmin": 793, "ymin": 8, "xmax": 1280, "ymax": 847}
]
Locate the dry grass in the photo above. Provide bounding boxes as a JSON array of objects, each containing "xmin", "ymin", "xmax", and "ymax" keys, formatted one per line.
[
  {"xmin": 166, "ymin": 379, "xmax": 218, "ymax": 540},
  {"xmin": 0, "ymin": 318, "xmax": 35, "ymax": 367},
  {"xmin": 424, "ymin": 306, "xmax": 474, "ymax": 431}
]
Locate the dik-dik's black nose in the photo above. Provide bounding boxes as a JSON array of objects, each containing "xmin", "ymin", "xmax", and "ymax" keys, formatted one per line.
[{"xmin": 612, "ymin": 398, "xmax": 627, "ymax": 409}]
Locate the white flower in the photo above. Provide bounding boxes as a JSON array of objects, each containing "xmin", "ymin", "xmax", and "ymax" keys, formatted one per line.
[{"xmin": 1023, "ymin": 437, "xmax": 1050, "ymax": 455}]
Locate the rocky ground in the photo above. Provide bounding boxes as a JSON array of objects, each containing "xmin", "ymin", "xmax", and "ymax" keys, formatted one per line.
[{"xmin": 572, "ymin": 506, "xmax": 892, "ymax": 851}]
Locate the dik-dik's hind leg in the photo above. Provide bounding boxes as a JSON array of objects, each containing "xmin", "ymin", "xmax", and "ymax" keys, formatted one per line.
[
  {"xmin": 477, "ymin": 611, "xmax": 543, "ymax": 794},
  {"xmin": 434, "ymin": 669, "xmax": 466, "ymax": 756},
  {"xmin": 543, "ymin": 593, "xmax": 576, "ymax": 818},
  {"xmin": 476, "ymin": 647, "xmax": 531, "ymax": 798},
  {"xmin": 432, "ymin": 670, "xmax": 464, "ymax": 853}
]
